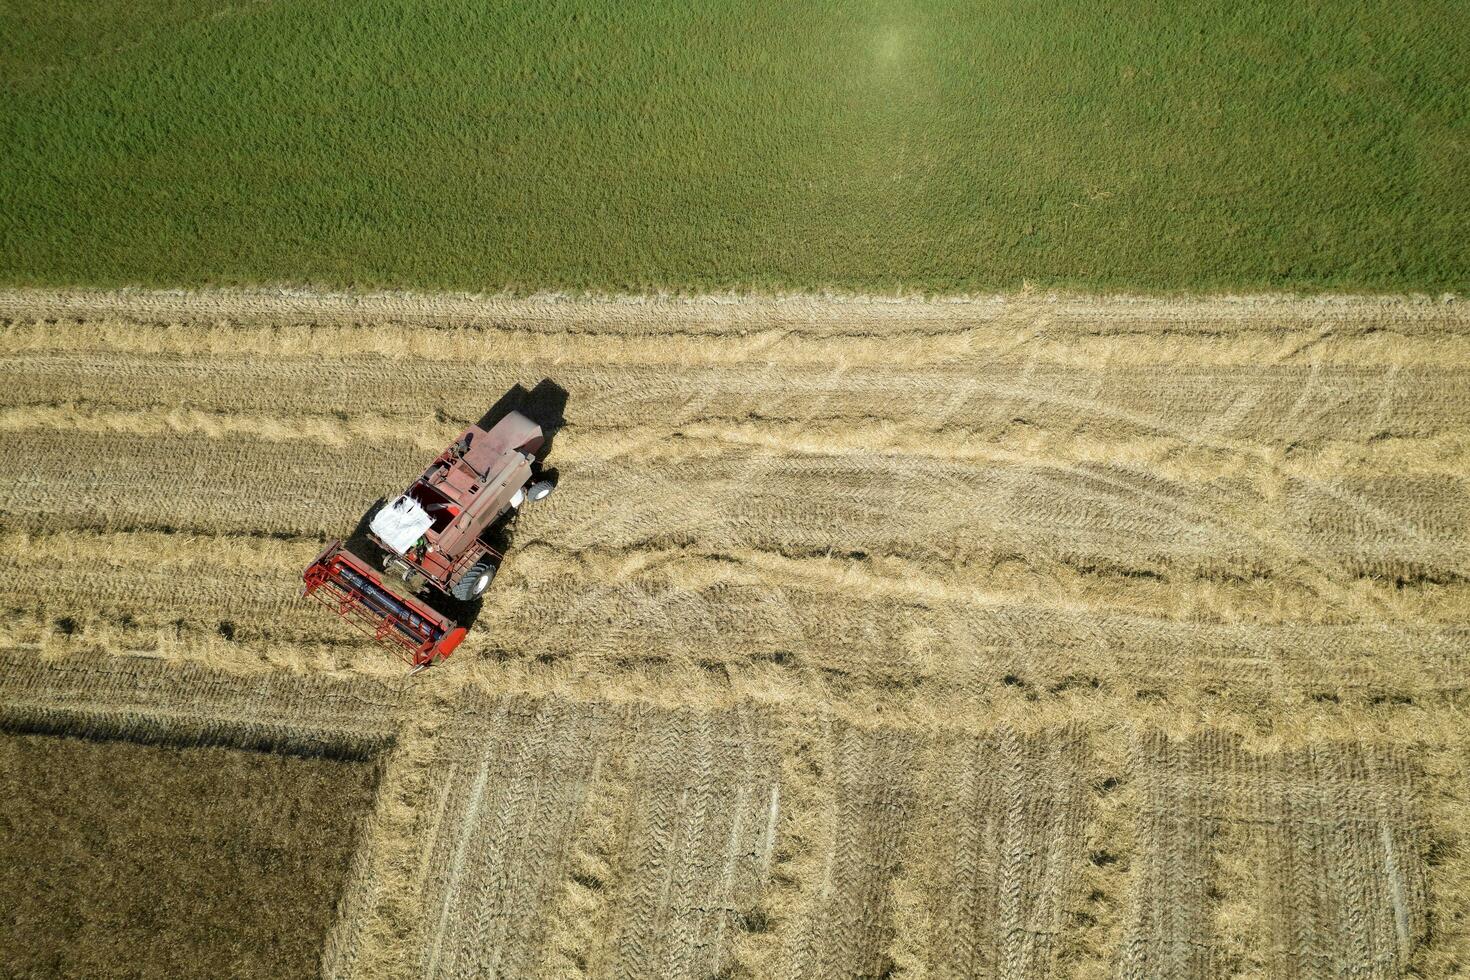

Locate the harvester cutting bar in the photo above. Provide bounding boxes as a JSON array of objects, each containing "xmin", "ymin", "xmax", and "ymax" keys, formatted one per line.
[{"xmin": 302, "ymin": 541, "xmax": 466, "ymax": 670}]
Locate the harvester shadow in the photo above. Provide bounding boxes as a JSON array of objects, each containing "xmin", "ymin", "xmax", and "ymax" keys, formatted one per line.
[
  {"xmin": 478, "ymin": 377, "xmax": 569, "ymax": 468},
  {"xmin": 421, "ymin": 588, "xmax": 486, "ymax": 632},
  {"xmin": 341, "ymin": 497, "xmax": 387, "ymax": 567}
]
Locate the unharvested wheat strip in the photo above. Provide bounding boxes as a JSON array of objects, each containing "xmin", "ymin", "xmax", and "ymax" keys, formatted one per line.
[
  {"xmin": 0, "ymin": 403, "xmax": 448, "ymax": 453},
  {"xmin": 0, "ymin": 532, "xmax": 324, "ymax": 642},
  {"xmin": 0, "ymin": 648, "xmax": 401, "ymax": 753},
  {"xmin": 0, "ymin": 528, "xmax": 311, "ymax": 571},
  {"xmin": 0, "ymin": 562, "xmax": 321, "ymax": 641},
  {"xmin": 0, "ymin": 431, "xmax": 420, "ymax": 536},
  {"xmin": 7, "ymin": 353, "xmax": 1470, "ymax": 452}
]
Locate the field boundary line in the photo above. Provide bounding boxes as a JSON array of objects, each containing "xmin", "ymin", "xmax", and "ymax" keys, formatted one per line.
[{"xmin": 0, "ymin": 287, "xmax": 1465, "ymax": 339}]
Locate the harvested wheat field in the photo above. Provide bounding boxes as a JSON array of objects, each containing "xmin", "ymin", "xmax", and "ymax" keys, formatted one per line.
[{"xmin": 1, "ymin": 289, "xmax": 1468, "ymax": 978}]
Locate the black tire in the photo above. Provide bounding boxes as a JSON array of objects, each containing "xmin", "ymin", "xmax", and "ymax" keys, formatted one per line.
[
  {"xmin": 526, "ymin": 479, "xmax": 555, "ymax": 502},
  {"xmin": 451, "ymin": 561, "xmax": 497, "ymax": 600}
]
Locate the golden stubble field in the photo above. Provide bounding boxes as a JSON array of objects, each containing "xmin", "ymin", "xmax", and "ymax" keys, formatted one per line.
[{"xmin": 0, "ymin": 289, "xmax": 1467, "ymax": 979}]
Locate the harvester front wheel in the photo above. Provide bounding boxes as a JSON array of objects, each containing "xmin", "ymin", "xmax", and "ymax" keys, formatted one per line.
[
  {"xmin": 452, "ymin": 561, "xmax": 498, "ymax": 600},
  {"xmin": 527, "ymin": 480, "xmax": 555, "ymax": 502}
]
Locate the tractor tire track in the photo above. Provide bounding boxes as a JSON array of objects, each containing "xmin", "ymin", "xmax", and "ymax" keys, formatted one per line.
[{"xmin": 1, "ymin": 289, "xmax": 1466, "ymax": 977}]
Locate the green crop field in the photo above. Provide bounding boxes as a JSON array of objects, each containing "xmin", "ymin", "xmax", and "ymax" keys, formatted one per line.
[{"xmin": 2, "ymin": 0, "xmax": 1466, "ymax": 292}]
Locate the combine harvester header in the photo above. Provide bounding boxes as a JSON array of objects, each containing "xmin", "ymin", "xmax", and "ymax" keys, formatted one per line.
[{"xmin": 302, "ymin": 541, "xmax": 466, "ymax": 672}]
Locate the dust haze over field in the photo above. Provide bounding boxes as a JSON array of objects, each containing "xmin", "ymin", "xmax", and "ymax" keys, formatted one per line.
[{"xmin": 1, "ymin": 289, "xmax": 1468, "ymax": 978}]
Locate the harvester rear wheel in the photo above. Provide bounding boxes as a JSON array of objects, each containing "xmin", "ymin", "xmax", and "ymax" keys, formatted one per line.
[
  {"xmin": 527, "ymin": 480, "xmax": 555, "ymax": 501},
  {"xmin": 452, "ymin": 561, "xmax": 497, "ymax": 600}
]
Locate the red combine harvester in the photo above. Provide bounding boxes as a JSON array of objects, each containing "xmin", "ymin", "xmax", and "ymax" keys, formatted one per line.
[{"xmin": 302, "ymin": 410, "xmax": 555, "ymax": 672}]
